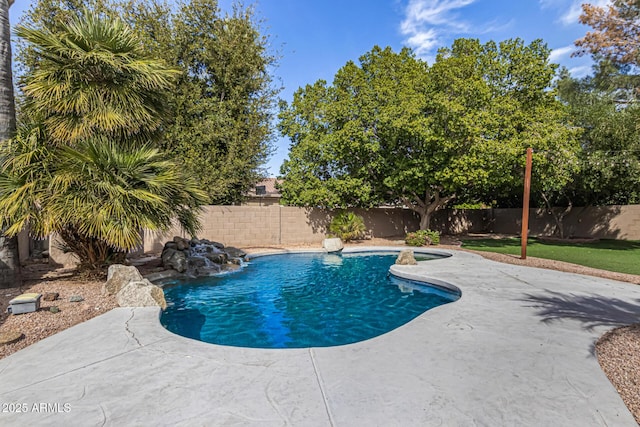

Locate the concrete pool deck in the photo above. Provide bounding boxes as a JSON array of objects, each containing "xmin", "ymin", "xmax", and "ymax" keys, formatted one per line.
[{"xmin": 0, "ymin": 247, "xmax": 639, "ymax": 426}]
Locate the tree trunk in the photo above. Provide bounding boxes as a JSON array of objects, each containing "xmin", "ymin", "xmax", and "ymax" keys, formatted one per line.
[
  {"xmin": 59, "ymin": 226, "xmax": 126, "ymax": 273},
  {"xmin": 0, "ymin": 0, "xmax": 21, "ymax": 288},
  {"xmin": 540, "ymin": 191, "xmax": 572, "ymax": 239},
  {"xmin": 0, "ymin": 0, "xmax": 15, "ymax": 142},
  {"xmin": 403, "ymin": 189, "xmax": 455, "ymax": 231},
  {"xmin": 419, "ymin": 211, "xmax": 431, "ymax": 230}
]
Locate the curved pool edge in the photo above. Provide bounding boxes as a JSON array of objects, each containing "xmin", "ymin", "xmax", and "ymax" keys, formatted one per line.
[
  {"xmin": 157, "ymin": 247, "xmax": 468, "ymax": 349},
  {"xmin": 389, "ymin": 265, "xmax": 462, "ymax": 296}
]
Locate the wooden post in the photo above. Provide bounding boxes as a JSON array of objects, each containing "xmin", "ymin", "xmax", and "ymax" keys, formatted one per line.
[{"xmin": 521, "ymin": 148, "xmax": 533, "ymax": 259}]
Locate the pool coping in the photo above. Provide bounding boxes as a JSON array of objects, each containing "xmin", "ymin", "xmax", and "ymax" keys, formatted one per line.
[{"xmin": 0, "ymin": 247, "xmax": 639, "ymax": 426}]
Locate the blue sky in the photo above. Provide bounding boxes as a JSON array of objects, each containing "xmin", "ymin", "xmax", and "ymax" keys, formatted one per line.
[{"xmin": 9, "ymin": 0, "xmax": 608, "ymax": 175}]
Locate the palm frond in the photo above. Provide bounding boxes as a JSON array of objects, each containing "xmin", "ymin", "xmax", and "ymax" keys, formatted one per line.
[{"xmin": 16, "ymin": 11, "xmax": 180, "ymax": 146}]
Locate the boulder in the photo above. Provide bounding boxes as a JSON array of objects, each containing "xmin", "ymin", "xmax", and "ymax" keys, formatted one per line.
[
  {"xmin": 161, "ymin": 248, "xmax": 188, "ymax": 273},
  {"xmin": 201, "ymin": 240, "xmax": 225, "ymax": 249},
  {"xmin": 188, "ymin": 256, "xmax": 209, "ymax": 269},
  {"xmin": 205, "ymin": 252, "xmax": 227, "ymax": 264},
  {"xmin": 323, "ymin": 238, "xmax": 344, "ymax": 253},
  {"xmin": 194, "ymin": 264, "xmax": 221, "ymax": 276},
  {"xmin": 160, "ymin": 238, "xmax": 246, "ymax": 277},
  {"xmin": 163, "ymin": 241, "xmax": 178, "ymax": 250},
  {"xmin": 116, "ymin": 279, "xmax": 167, "ymax": 310},
  {"xmin": 225, "ymin": 246, "xmax": 247, "ymax": 259},
  {"xmin": 173, "ymin": 236, "xmax": 190, "ymax": 251},
  {"xmin": 104, "ymin": 264, "xmax": 144, "ymax": 296},
  {"xmin": 396, "ymin": 250, "xmax": 417, "ymax": 265}
]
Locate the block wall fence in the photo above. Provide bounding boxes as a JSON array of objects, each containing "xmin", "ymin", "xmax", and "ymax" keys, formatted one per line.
[
  {"xmin": 142, "ymin": 206, "xmax": 420, "ymax": 253},
  {"xmin": 140, "ymin": 204, "xmax": 640, "ymax": 253}
]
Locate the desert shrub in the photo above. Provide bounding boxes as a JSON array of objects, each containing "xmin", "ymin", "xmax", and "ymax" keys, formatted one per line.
[
  {"xmin": 329, "ymin": 211, "xmax": 366, "ymax": 241},
  {"xmin": 405, "ymin": 229, "xmax": 440, "ymax": 246}
]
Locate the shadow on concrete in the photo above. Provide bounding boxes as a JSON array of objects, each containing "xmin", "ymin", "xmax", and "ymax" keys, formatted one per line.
[
  {"xmin": 522, "ymin": 290, "xmax": 640, "ymax": 331},
  {"xmin": 522, "ymin": 290, "xmax": 640, "ymax": 357}
]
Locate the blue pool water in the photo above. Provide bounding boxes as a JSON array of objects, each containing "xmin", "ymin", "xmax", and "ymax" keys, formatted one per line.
[{"xmin": 160, "ymin": 252, "xmax": 460, "ymax": 348}]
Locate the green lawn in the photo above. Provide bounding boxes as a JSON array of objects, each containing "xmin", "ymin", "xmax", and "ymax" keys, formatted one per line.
[{"xmin": 461, "ymin": 238, "xmax": 640, "ymax": 276}]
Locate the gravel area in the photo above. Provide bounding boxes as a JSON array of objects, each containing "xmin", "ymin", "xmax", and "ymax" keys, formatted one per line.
[
  {"xmin": 1, "ymin": 241, "xmax": 638, "ymax": 422},
  {"xmin": 596, "ymin": 324, "xmax": 640, "ymax": 425},
  {"xmin": 0, "ymin": 264, "xmax": 117, "ymax": 360}
]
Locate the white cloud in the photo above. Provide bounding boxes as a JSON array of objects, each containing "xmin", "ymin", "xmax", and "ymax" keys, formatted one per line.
[
  {"xmin": 400, "ymin": 0, "xmax": 478, "ymax": 59},
  {"xmin": 560, "ymin": 2, "xmax": 585, "ymax": 25},
  {"xmin": 537, "ymin": 0, "xmax": 611, "ymax": 26},
  {"xmin": 402, "ymin": 0, "xmax": 475, "ymax": 29},
  {"xmin": 538, "ymin": 0, "xmax": 566, "ymax": 10},
  {"xmin": 549, "ymin": 45, "xmax": 574, "ymax": 62},
  {"xmin": 405, "ymin": 29, "xmax": 440, "ymax": 56},
  {"xmin": 568, "ymin": 65, "xmax": 592, "ymax": 77}
]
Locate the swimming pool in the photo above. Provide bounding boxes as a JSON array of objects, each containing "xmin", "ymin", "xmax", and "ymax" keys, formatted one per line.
[{"xmin": 160, "ymin": 251, "xmax": 460, "ymax": 348}]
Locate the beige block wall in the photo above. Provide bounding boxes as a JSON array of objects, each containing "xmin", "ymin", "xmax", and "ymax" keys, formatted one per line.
[
  {"xmin": 489, "ymin": 205, "xmax": 640, "ymax": 239},
  {"xmin": 48, "ymin": 233, "xmax": 80, "ymax": 268},
  {"xmin": 22, "ymin": 204, "xmax": 639, "ymax": 262},
  {"xmin": 143, "ymin": 206, "xmax": 420, "ymax": 252},
  {"xmin": 432, "ymin": 209, "xmax": 490, "ymax": 234},
  {"xmin": 140, "ymin": 204, "xmax": 640, "ymax": 254}
]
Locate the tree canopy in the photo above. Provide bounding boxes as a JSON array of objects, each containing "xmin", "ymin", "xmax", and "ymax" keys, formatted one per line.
[
  {"xmin": 16, "ymin": 10, "xmax": 178, "ymax": 146},
  {"xmin": 1, "ymin": 11, "xmax": 207, "ymax": 270},
  {"xmin": 575, "ymin": 0, "xmax": 640, "ymax": 67},
  {"xmin": 18, "ymin": 0, "xmax": 280, "ymax": 204},
  {"xmin": 556, "ymin": 63, "xmax": 640, "ymax": 206},
  {"xmin": 279, "ymin": 41, "xmax": 580, "ymax": 229}
]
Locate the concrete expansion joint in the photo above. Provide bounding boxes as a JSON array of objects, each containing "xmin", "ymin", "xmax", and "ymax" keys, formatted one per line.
[
  {"xmin": 309, "ymin": 348, "xmax": 335, "ymax": 427},
  {"xmin": 124, "ymin": 308, "xmax": 143, "ymax": 347}
]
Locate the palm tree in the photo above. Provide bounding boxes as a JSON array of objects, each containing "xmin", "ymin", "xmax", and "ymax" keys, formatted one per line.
[
  {"xmin": 0, "ymin": 11, "xmax": 207, "ymax": 272},
  {"xmin": 0, "ymin": 134, "xmax": 207, "ymax": 270},
  {"xmin": 15, "ymin": 11, "xmax": 179, "ymax": 146},
  {"xmin": 0, "ymin": 0, "xmax": 21, "ymax": 288},
  {"xmin": 0, "ymin": 0, "xmax": 14, "ymax": 143}
]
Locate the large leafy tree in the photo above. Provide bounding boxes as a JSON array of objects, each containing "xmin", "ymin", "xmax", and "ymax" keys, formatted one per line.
[
  {"xmin": 0, "ymin": 11, "xmax": 207, "ymax": 271},
  {"xmin": 279, "ymin": 47, "xmax": 428, "ymax": 211},
  {"xmin": 18, "ymin": 0, "xmax": 280, "ymax": 204},
  {"xmin": 279, "ymin": 41, "xmax": 579, "ymax": 230},
  {"xmin": 556, "ymin": 64, "xmax": 640, "ymax": 206},
  {"xmin": 0, "ymin": 0, "xmax": 20, "ymax": 287},
  {"xmin": 560, "ymin": 0, "xmax": 640, "ymax": 207},
  {"xmin": 161, "ymin": 0, "xmax": 279, "ymax": 204}
]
